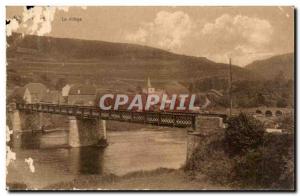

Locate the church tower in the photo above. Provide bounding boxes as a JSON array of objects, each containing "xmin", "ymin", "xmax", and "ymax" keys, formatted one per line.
[{"xmin": 147, "ymin": 77, "xmax": 155, "ymax": 94}]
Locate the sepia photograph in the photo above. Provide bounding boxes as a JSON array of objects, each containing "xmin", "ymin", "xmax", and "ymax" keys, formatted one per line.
[{"xmin": 5, "ymin": 6, "xmax": 295, "ymax": 191}]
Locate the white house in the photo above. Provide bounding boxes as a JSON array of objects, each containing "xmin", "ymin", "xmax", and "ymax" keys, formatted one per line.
[
  {"xmin": 23, "ymin": 88, "xmax": 31, "ymax": 103},
  {"xmin": 62, "ymin": 84, "xmax": 71, "ymax": 97}
]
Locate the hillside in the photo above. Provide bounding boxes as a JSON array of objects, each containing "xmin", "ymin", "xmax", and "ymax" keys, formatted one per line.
[
  {"xmin": 245, "ymin": 53, "xmax": 294, "ymax": 80},
  {"xmin": 7, "ymin": 33, "xmax": 260, "ymax": 91}
]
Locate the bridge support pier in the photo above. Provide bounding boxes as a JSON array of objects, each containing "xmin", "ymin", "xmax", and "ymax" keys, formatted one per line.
[
  {"xmin": 186, "ymin": 116, "xmax": 225, "ymax": 161},
  {"xmin": 68, "ymin": 117, "xmax": 107, "ymax": 147},
  {"xmin": 9, "ymin": 109, "xmax": 22, "ymax": 132},
  {"xmin": 9, "ymin": 109, "xmax": 44, "ymax": 132}
]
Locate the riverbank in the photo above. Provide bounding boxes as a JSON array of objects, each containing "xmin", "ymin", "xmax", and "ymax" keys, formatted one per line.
[{"xmin": 43, "ymin": 168, "xmax": 229, "ymax": 190}]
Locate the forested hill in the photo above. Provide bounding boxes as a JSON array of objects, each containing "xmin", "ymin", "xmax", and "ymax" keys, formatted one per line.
[
  {"xmin": 245, "ymin": 53, "xmax": 294, "ymax": 80},
  {"xmin": 7, "ymin": 33, "xmax": 259, "ymax": 84}
]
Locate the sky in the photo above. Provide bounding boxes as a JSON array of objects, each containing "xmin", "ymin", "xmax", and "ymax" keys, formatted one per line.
[{"xmin": 6, "ymin": 6, "xmax": 294, "ymax": 66}]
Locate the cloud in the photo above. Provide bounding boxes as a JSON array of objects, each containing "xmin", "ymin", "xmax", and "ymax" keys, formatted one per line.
[
  {"xmin": 126, "ymin": 11, "xmax": 194, "ymax": 51},
  {"xmin": 21, "ymin": 6, "xmax": 70, "ymax": 36},
  {"xmin": 125, "ymin": 12, "xmax": 274, "ymax": 66},
  {"xmin": 7, "ymin": 6, "xmax": 87, "ymax": 37},
  {"xmin": 200, "ymin": 14, "xmax": 274, "ymax": 65}
]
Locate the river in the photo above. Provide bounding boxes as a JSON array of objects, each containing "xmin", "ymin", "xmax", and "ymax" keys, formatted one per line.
[{"xmin": 7, "ymin": 127, "xmax": 187, "ymax": 189}]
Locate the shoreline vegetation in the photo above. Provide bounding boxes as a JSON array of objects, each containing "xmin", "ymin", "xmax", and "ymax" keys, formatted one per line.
[{"xmin": 185, "ymin": 113, "xmax": 294, "ymax": 190}]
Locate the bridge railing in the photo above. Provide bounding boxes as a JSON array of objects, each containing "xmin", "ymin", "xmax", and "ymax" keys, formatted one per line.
[{"xmin": 16, "ymin": 103, "xmax": 202, "ymax": 128}]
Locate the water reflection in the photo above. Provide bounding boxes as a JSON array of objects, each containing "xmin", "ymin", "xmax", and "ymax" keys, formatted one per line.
[
  {"xmin": 68, "ymin": 147, "xmax": 105, "ymax": 174},
  {"xmin": 11, "ymin": 131, "xmax": 42, "ymax": 149},
  {"xmin": 20, "ymin": 132, "xmax": 42, "ymax": 149}
]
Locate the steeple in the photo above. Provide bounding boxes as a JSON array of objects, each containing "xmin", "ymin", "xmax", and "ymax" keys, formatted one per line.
[
  {"xmin": 147, "ymin": 77, "xmax": 152, "ymax": 88},
  {"xmin": 147, "ymin": 76, "xmax": 155, "ymax": 94}
]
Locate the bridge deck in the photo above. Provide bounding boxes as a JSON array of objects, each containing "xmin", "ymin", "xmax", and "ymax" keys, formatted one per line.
[{"xmin": 16, "ymin": 103, "xmax": 226, "ymax": 128}]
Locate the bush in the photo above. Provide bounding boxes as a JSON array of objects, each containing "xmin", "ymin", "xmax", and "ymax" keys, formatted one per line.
[
  {"xmin": 185, "ymin": 113, "xmax": 294, "ymax": 189},
  {"xmin": 225, "ymin": 114, "xmax": 294, "ymax": 189},
  {"xmin": 225, "ymin": 113, "xmax": 265, "ymax": 157},
  {"xmin": 231, "ymin": 133, "xmax": 294, "ymax": 189},
  {"xmin": 185, "ymin": 133, "xmax": 234, "ymax": 185},
  {"xmin": 261, "ymin": 133, "xmax": 294, "ymax": 189},
  {"xmin": 276, "ymin": 98, "xmax": 288, "ymax": 108},
  {"xmin": 232, "ymin": 149, "xmax": 263, "ymax": 187},
  {"xmin": 277, "ymin": 114, "xmax": 294, "ymax": 133}
]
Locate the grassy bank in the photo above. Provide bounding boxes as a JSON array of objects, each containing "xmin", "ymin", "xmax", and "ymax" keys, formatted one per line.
[{"xmin": 42, "ymin": 168, "xmax": 229, "ymax": 190}]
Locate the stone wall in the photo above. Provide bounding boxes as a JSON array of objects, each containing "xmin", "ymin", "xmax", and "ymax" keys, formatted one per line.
[{"xmin": 186, "ymin": 116, "xmax": 225, "ymax": 162}]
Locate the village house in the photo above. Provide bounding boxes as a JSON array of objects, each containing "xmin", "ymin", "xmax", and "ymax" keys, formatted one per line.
[
  {"xmin": 195, "ymin": 89, "xmax": 224, "ymax": 111},
  {"xmin": 24, "ymin": 83, "xmax": 47, "ymax": 103},
  {"xmin": 142, "ymin": 77, "xmax": 165, "ymax": 96},
  {"xmin": 61, "ymin": 84, "xmax": 72, "ymax": 104},
  {"xmin": 9, "ymin": 83, "xmax": 47, "ymax": 104},
  {"xmin": 8, "ymin": 87, "xmax": 26, "ymax": 103},
  {"xmin": 41, "ymin": 90, "xmax": 61, "ymax": 104},
  {"xmin": 62, "ymin": 84, "xmax": 71, "ymax": 97},
  {"xmin": 67, "ymin": 84, "xmax": 97, "ymax": 106},
  {"xmin": 208, "ymin": 89, "xmax": 224, "ymax": 97}
]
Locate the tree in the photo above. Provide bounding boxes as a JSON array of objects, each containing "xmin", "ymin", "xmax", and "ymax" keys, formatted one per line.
[
  {"xmin": 256, "ymin": 93, "xmax": 266, "ymax": 106},
  {"xmin": 225, "ymin": 113, "xmax": 265, "ymax": 157},
  {"xmin": 273, "ymin": 70, "xmax": 286, "ymax": 88},
  {"xmin": 276, "ymin": 98, "xmax": 288, "ymax": 108},
  {"xmin": 55, "ymin": 78, "xmax": 67, "ymax": 90},
  {"xmin": 39, "ymin": 73, "xmax": 55, "ymax": 89}
]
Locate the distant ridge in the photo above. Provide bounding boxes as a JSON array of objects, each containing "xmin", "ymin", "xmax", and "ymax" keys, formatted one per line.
[
  {"xmin": 245, "ymin": 53, "xmax": 294, "ymax": 80},
  {"xmin": 7, "ymin": 33, "xmax": 260, "ymax": 85}
]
